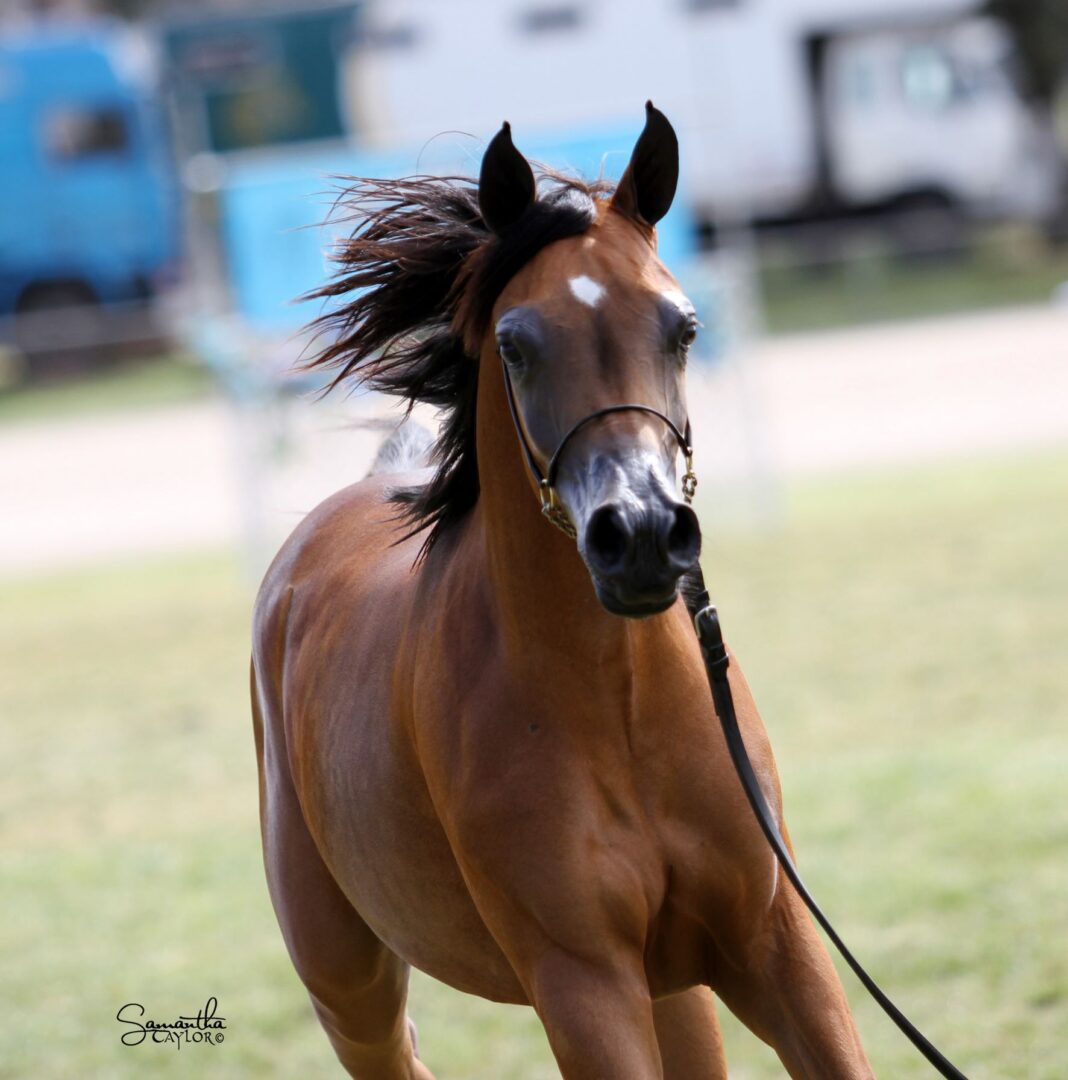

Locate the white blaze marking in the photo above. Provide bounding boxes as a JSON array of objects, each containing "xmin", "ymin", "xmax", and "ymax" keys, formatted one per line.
[{"xmin": 569, "ymin": 274, "xmax": 606, "ymax": 308}]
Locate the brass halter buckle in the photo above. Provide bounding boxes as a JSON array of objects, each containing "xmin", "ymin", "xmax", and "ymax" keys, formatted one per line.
[
  {"xmin": 539, "ymin": 480, "xmax": 578, "ymax": 539},
  {"xmin": 681, "ymin": 452, "xmax": 697, "ymax": 504}
]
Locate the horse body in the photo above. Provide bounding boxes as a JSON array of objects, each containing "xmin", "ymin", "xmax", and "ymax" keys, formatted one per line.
[
  {"xmin": 254, "ymin": 472, "xmax": 779, "ymax": 993},
  {"xmin": 253, "ymin": 108, "xmax": 874, "ymax": 1078}
]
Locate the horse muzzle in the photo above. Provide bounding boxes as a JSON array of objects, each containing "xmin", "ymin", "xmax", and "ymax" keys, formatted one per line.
[{"xmin": 580, "ymin": 494, "xmax": 701, "ymax": 618}]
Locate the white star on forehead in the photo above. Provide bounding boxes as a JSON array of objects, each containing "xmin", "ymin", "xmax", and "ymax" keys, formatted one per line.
[{"xmin": 569, "ymin": 275, "xmax": 606, "ymax": 308}]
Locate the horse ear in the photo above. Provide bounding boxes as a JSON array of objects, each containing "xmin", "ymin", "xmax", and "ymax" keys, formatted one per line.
[
  {"xmin": 479, "ymin": 122, "xmax": 536, "ymax": 235},
  {"xmin": 610, "ymin": 101, "xmax": 679, "ymax": 228}
]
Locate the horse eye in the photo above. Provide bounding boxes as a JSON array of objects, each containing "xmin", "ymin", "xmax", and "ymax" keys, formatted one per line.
[
  {"xmin": 497, "ymin": 337, "xmax": 526, "ymax": 370},
  {"xmin": 678, "ymin": 320, "xmax": 698, "ymax": 351}
]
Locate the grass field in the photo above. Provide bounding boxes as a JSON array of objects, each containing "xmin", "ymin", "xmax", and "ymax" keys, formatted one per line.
[
  {"xmin": 760, "ymin": 243, "xmax": 1068, "ymax": 334},
  {"xmin": 0, "ymin": 352, "xmax": 214, "ymax": 425},
  {"xmin": 2, "ymin": 449, "xmax": 1066, "ymax": 1078}
]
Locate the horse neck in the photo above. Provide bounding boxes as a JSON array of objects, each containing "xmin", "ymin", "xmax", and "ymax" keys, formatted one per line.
[{"xmin": 470, "ymin": 339, "xmax": 633, "ymax": 662}]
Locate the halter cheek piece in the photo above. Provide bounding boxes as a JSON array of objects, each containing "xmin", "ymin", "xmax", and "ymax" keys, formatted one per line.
[{"xmin": 498, "ymin": 350, "xmax": 698, "ymax": 539}]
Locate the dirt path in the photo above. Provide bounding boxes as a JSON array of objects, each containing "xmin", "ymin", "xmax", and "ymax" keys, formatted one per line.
[
  {"xmin": 1, "ymin": 305, "xmax": 1065, "ymax": 576},
  {"xmin": 745, "ymin": 303, "xmax": 1068, "ymax": 473}
]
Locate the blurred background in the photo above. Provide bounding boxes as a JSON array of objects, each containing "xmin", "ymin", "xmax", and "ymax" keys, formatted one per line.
[{"xmin": 1, "ymin": 0, "xmax": 1066, "ymax": 1077}]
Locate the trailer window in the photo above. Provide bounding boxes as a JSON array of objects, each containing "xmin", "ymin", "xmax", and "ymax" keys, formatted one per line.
[
  {"xmin": 360, "ymin": 24, "xmax": 421, "ymax": 51},
  {"xmin": 518, "ymin": 5, "xmax": 584, "ymax": 35},
  {"xmin": 683, "ymin": 0, "xmax": 742, "ymax": 13},
  {"xmin": 900, "ymin": 46, "xmax": 955, "ymax": 111},
  {"xmin": 843, "ymin": 57, "xmax": 879, "ymax": 107},
  {"xmin": 44, "ymin": 107, "xmax": 129, "ymax": 160}
]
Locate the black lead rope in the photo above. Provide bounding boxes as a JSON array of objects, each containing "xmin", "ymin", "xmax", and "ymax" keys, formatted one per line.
[{"xmin": 685, "ymin": 572, "xmax": 969, "ymax": 1080}]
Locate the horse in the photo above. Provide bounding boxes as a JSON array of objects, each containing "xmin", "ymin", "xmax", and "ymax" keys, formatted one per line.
[{"xmin": 251, "ymin": 103, "xmax": 874, "ymax": 1079}]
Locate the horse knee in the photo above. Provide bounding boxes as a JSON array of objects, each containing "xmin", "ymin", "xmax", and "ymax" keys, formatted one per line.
[
  {"xmin": 302, "ymin": 951, "xmax": 410, "ymax": 1048},
  {"xmin": 311, "ymin": 992, "xmax": 428, "ymax": 1080}
]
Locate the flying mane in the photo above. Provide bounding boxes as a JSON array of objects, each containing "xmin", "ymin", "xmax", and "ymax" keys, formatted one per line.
[{"xmin": 302, "ymin": 170, "xmax": 614, "ymax": 557}]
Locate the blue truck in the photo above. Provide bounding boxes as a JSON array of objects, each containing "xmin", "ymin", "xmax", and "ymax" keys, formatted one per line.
[{"xmin": 0, "ymin": 21, "xmax": 180, "ymax": 361}]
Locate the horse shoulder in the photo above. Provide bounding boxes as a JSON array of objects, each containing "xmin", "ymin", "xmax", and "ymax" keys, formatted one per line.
[{"xmin": 252, "ymin": 472, "xmax": 427, "ymax": 703}]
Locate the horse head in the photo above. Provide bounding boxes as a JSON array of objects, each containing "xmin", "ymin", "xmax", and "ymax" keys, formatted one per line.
[{"xmin": 479, "ymin": 104, "xmax": 702, "ymax": 617}]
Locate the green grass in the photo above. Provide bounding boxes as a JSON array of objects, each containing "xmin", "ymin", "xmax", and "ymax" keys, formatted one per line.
[
  {"xmin": 0, "ymin": 353, "xmax": 214, "ymax": 425},
  {"xmin": 2, "ymin": 450, "xmax": 1066, "ymax": 1078},
  {"xmin": 761, "ymin": 241, "xmax": 1068, "ymax": 334},
  {"xmin": 703, "ymin": 452, "xmax": 1068, "ymax": 1077}
]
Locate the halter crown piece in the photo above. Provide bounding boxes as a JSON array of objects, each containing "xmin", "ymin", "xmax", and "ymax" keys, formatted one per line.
[{"xmin": 498, "ymin": 351, "xmax": 698, "ymax": 540}]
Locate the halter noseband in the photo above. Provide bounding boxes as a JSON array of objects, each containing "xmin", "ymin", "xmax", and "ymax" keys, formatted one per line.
[{"xmin": 498, "ymin": 350, "xmax": 698, "ymax": 539}]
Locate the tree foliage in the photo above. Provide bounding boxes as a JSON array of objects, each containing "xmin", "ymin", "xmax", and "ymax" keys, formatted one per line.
[{"xmin": 985, "ymin": 0, "xmax": 1068, "ymax": 105}]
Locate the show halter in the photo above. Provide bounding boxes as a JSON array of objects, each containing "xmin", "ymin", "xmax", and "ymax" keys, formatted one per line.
[{"xmin": 498, "ymin": 353, "xmax": 698, "ymax": 538}]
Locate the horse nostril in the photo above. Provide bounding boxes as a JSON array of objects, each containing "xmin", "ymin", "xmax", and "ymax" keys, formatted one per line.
[
  {"xmin": 665, "ymin": 504, "xmax": 701, "ymax": 570},
  {"xmin": 585, "ymin": 505, "xmax": 630, "ymax": 575}
]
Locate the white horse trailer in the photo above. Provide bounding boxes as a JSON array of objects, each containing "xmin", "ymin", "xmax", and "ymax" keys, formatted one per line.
[{"xmin": 343, "ymin": 0, "xmax": 1061, "ymax": 231}]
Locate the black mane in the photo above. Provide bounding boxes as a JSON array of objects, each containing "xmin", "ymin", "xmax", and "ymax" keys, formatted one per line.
[{"xmin": 302, "ymin": 170, "xmax": 610, "ymax": 558}]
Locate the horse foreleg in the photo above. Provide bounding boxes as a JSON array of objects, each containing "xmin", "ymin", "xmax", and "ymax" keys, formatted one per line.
[
  {"xmin": 254, "ymin": 672, "xmax": 432, "ymax": 1079},
  {"xmin": 525, "ymin": 951, "xmax": 665, "ymax": 1079},
  {"xmin": 261, "ymin": 776, "xmax": 431, "ymax": 1079},
  {"xmin": 713, "ymin": 884, "xmax": 874, "ymax": 1079},
  {"xmin": 653, "ymin": 986, "xmax": 728, "ymax": 1079}
]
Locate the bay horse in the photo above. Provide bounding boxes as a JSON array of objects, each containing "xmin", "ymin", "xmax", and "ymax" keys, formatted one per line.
[{"xmin": 252, "ymin": 104, "xmax": 874, "ymax": 1078}]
